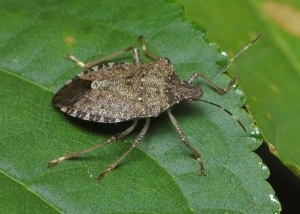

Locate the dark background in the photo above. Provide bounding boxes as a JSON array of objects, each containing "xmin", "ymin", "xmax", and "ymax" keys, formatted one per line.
[{"xmin": 256, "ymin": 143, "xmax": 300, "ymax": 214}]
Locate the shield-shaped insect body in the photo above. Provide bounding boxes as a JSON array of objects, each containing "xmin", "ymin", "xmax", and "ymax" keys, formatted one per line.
[{"xmin": 49, "ymin": 34, "xmax": 262, "ymax": 181}]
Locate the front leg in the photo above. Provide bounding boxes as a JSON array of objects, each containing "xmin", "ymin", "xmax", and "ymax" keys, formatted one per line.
[
  {"xmin": 187, "ymin": 33, "xmax": 263, "ymax": 95},
  {"xmin": 187, "ymin": 72, "xmax": 237, "ymax": 95},
  {"xmin": 167, "ymin": 110, "xmax": 205, "ymax": 176}
]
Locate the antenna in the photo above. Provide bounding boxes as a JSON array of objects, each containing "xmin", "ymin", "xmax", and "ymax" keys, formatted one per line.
[
  {"xmin": 200, "ymin": 33, "xmax": 263, "ymax": 87},
  {"xmin": 200, "ymin": 99, "xmax": 247, "ymax": 132}
]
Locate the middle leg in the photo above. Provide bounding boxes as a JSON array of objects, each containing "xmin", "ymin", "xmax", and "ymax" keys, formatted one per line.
[
  {"xmin": 97, "ymin": 118, "xmax": 151, "ymax": 180},
  {"xmin": 48, "ymin": 119, "xmax": 139, "ymax": 166},
  {"xmin": 66, "ymin": 46, "xmax": 142, "ymax": 69}
]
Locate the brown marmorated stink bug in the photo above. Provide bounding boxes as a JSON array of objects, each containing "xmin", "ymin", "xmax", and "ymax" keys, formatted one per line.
[{"xmin": 49, "ymin": 34, "xmax": 263, "ymax": 181}]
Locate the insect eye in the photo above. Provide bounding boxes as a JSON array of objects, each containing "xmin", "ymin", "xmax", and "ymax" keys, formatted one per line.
[{"xmin": 160, "ymin": 57, "xmax": 172, "ymax": 64}]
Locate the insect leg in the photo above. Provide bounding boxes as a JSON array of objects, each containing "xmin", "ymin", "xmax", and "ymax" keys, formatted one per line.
[
  {"xmin": 167, "ymin": 110, "xmax": 205, "ymax": 176},
  {"xmin": 97, "ymin": 118, "xmax": 150, "ymax": 181},
  {"xmin": 187, "ymin": 33, "xmax": 263, "ymax": 95},
  {"xmin": 48, "ymin": 119, "xmax": 139, "ymax": 166},
  {"xmin": 66, "ymin": 46, "xmax": 141, "ymax": 69},
  {"xmin": 139, "ymin": 35, "xmax": 160, "ymax": 61},
  {"xmin": 187, "ymin": 72, "xmax": 236, "ymax": 95}
]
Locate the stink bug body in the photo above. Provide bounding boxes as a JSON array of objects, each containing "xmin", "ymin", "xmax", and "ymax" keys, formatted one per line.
[{"xmin": 49, "ymin": 34, "xmax": 262, "ymax": 180}]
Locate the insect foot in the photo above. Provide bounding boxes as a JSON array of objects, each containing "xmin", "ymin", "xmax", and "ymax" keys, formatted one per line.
[{"xmin": 49, "ymin": 33, "xmax": 262, "ymax": 181}]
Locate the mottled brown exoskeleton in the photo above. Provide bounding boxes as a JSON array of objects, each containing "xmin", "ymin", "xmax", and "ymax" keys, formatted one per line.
[{"xmin": 49, "ymin": 34, "xmax": 262, "ymax": 180}]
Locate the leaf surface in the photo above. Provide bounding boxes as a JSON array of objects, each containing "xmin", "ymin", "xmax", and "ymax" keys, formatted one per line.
[
  {"xmin": 0, "ymin": 0, "xmax": 281, "ymax": 213},
  {"xmin": 177, "ymin": 0, "xmax": 300, "ymax": 178}
]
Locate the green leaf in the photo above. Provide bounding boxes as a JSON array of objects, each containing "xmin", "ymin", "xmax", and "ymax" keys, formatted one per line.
[
  {"xmin": 176, "ymin": 0, "xmax": 300, "ymax": 179},
  {"xmin": 0, "ymin": 0, "xmax": 281, "ymax": 213}
]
